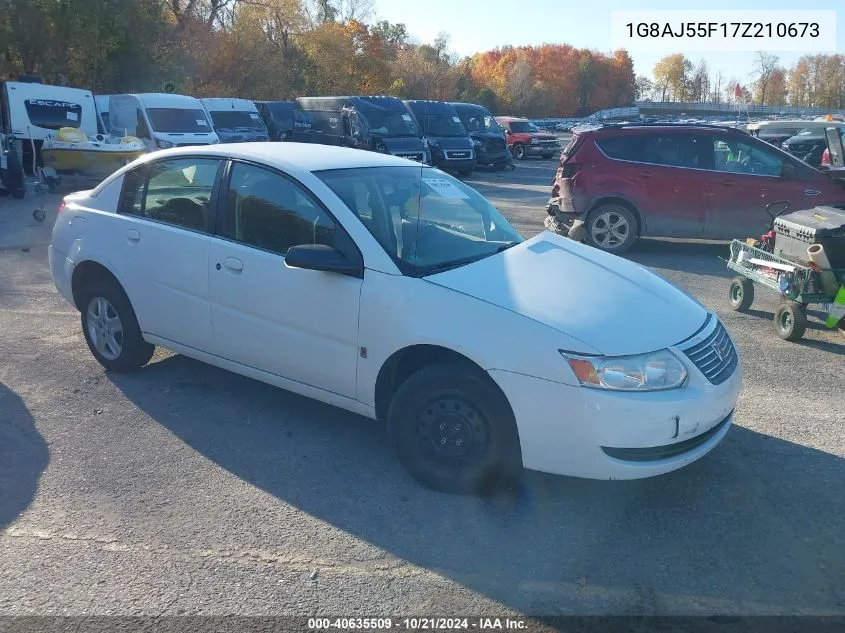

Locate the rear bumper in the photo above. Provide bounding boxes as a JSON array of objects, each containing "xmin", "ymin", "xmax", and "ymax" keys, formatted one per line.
[{"xmin": 49, "ymin": 245, "xmax": 76, "ymax": 308}]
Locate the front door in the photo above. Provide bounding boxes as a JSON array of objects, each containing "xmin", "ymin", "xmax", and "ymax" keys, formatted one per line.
[
  {"xmin": 703, "ymin": 135, "xmax": 806, "ymax": 239},
  {"xmin": 114, "ymin": 156, "xmax": 222, "ymax": 350},
  {"xmin": 208, "ymin": 161, "xmax": 362, "ymax": 398}
]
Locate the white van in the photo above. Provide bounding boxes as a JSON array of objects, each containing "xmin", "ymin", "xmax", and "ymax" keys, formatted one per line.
[
  {"xmin": 108, "ymin": 93, "xmax": 219, "ymax": 151},
  {"xmin": 199, "ymin": 98, "xmax": 269, "ymax": 143}
]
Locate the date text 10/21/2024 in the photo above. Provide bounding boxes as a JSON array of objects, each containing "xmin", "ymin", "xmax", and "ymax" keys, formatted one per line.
[{"xmin": 308, "ymin": 618, "xmax": 528, "ymax": 630}]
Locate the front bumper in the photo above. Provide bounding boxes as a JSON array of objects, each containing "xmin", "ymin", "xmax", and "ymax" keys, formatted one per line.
[
  {"xmin": 489, "ymin": 344, "xmax": 742, "ymax": 480},
  {"xmin": 476, "ymin": 149, "xmax": 513, "ymax": 168},
  {"xmin": 432, "ymin": 156, "xmax": 476, "ymax": 172},
  {"xmin": 524, "ymin": 144, "xmax": 559, "ymax": 156}
]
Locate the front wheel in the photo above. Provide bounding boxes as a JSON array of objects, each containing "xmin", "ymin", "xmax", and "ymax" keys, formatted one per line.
[
  {"xmin": 585, "ymin": 204, "xmax": 637, "ymax": 254},
  {"xmin": 79, "ymin": 280, "xmax": 155, "ymax": 372},
  {"xmin": 728, "ymin": 277, "xmax": 755, "ymax": 312},
  {"xmin": 774, "ymin": 301, "xmax": 807, "ymax": 341},
  {"xmin": 387, "ymin": 363, "xmax": 522, "ymax": 495},
  {"xmin": 512, "ymin": 144, "xmax": 526, "ymax": 160}
]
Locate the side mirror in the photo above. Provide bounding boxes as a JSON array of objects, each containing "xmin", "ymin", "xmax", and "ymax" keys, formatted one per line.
[
  {"xmin": 781, "ymin": 163, "xmax": 797, "ymax": 180},
  {"xmin": 505, "ymin": 129, "xmax": 512, "ymax": 136},
  {"xmin": 285, "ymin": 244, "xmax": 362, "ymax": 278}
]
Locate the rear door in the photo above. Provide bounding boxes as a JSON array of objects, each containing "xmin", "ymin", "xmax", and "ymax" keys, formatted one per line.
[
  {"xmin": 114, "ymin": 156, "xmax": 223, "ymax": 350},
  {"xmin": 594, "ymin": 132, "xmax": 707, "ymax": 237}
]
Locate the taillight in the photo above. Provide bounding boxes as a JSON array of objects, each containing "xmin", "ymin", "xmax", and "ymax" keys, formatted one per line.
[
  {"xmin": 562, "ymin": 163, "xmax": 582, "ymax": 178},
  {"xmin": 57, "ymin": 200, "xmax": 66, "ymax": 215},
  {"xmin": 822, "ymin": 149, "xmax": 830, "ymax": 165}
]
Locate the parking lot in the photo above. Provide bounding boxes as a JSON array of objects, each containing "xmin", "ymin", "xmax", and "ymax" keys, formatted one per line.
[{"xmin": 1, "ymin": 160, "xmax": 843, "ymax": 616}]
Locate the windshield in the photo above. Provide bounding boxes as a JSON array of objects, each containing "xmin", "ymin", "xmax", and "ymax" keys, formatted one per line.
[
  {"xmin": 209, "ymin": 110, "xmax": 265, "ymax": 131},
  {"xmin": 509, "ymin": 120, "xmax": 540, "ymax": 133},
  {"xmin": 363, "ymin": 110, "xmax": 419, "ymax": 137},
  {"xmin": 418, "ymin": 114, "xmax": 467, "ymax": 137},
  {"xmin": 456, "ymin": 108, "xmax": 502, "ymax": 134},
  {"xmin": 146, "ymin": 107, "xmax": 212, "ymax": 133},
  {"xmin": 316, "ymin": 166, "xmax": 523, "ymax": 276}
]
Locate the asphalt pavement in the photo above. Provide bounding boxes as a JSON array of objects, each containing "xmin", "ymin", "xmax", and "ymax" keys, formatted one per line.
[{"xmin": 0, "ymin": 161, "xmax": 843, "ymax": 616}]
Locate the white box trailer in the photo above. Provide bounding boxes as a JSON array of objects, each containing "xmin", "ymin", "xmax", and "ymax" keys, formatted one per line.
[{"xmin": 109, "ymin": 93, "xmax": 219, "ymax": 151}]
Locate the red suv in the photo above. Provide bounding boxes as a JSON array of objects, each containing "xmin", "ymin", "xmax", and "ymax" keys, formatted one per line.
[
  {"xmin": 548, "ymin": 123, "xmax": 845, "ymax": 253},
  {"xmin": 496, "ymin": 116, "xmax": 560, "ymax": 160}
]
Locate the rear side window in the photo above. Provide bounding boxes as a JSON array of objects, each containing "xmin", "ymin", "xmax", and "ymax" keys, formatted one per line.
[
  {"xmin": 24, "ymin": 99, "xmax": 82, "ymax": 129},
  {"xmin": 118, "ymin": 158, "xmax": 220, "ymax": 232},
  {"xmin": 595, "ymin": 136, "xmax": 642, "ymax": 161}
]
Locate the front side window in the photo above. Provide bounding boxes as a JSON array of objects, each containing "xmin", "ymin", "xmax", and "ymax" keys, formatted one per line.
[
  {"xmin": 118, "ymin": 158, "xmax": 220, "ymax": 232},
  {"xmin": 316, "ymin": 166, "xmax": 523, "ymax": 276},
  {"xmin": 222, "ymin": 162, "xmax": 336, "ymax": 255},
  {"xmin": 712, "ymin": 138, "xmax": 783, "ymax": 176},
  {"xmin": 24, "ymin": 99, "xmax": 82, "ymax": 130},
  {"xmin": 146, "ymin": 108, "xmax": 212, "ymax": 133}
]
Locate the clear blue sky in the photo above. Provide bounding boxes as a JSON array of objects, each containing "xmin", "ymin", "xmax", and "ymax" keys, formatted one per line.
[{"xmin": 372, "ymin": 0, "xmax": 843, "ymax": 85}]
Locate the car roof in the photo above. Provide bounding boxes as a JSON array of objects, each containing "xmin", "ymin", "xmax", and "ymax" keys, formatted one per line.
[
  {"xmin": 131, "ymin": 142, "xmax": 425, "ymax": 173},
  {"xmin": 577, "ymin": 123, "xmax": 748, "ymax": 136},
  {"xmin": 495, "ymin": 116, "xmax": 528, "ymax": 122}
]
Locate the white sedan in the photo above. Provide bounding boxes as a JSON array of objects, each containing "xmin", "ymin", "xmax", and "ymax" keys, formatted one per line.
[{"xmin": 49, "ymin": 143, "xmax": 741, "ymax": 494}]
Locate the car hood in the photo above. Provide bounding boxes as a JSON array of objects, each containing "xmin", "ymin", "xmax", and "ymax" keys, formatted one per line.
[{"xmin": 425, "ymin": 233, "xmax": 708, "ymax": 356}]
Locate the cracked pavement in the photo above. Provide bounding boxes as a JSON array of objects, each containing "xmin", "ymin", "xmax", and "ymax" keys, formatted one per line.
[{"xmin": 1, "ymin": 161, "xmax": 843, "ymax": 616}]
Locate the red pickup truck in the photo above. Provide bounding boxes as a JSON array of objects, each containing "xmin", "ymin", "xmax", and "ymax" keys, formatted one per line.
[{"xmin": 495, "ymin": 116, "xmax": 560, "ymax": 160}]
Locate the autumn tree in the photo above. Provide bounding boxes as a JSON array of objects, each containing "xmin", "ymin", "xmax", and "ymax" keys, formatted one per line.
[
  {"xmin": 751, "ymin": 51, "xmax": 779, "ymax": 105},
  {"xmin": 653, "ymin": 53, "xmax": 690, "ymax": 101}
]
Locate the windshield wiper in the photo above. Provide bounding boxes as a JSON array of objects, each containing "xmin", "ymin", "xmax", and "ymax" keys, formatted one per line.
[
  {"xmin": 414, "ymin": 253, "xmax": 492, "ymax": 277},
  {"xmin": 496, "ymin": 241, "xmax": 520, "ymax": 253}
]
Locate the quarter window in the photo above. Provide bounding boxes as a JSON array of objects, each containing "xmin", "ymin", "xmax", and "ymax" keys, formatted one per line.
[
  {"xmin": 222, "ymin": 162, "xmax": 336, "ymax": 255},
  {"xmin": 117, "ymin": 158, "xmax": 219, "ymax": 232}
]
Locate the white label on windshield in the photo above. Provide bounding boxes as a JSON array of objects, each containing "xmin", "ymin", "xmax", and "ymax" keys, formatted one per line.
[
  {"xmin": 197, "ymin": 119, "xmax": 208, "ymax": 126},
  {"xmin": 66, "ymin": 111, "xmax": 78, "ymax": 121},
  {"xmin": 423, "ymin": 178, "xmax": 469, "ymax": 199},
  {"xmin": 402, "ymin": 114, "xmax": 412, "ymax": 121},
  {"xmin": 452, "ymin": 116, "xmax": 461, "ymax": 123},
  {"xmin": 250, "ymin": 113, "xmax": 260, "ymax": 119}
]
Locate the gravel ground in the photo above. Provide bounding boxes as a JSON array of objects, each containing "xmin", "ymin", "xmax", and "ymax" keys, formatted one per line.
[{"xmin": 0, "ymin": 160, "xmax": 843, "ymax": 617}]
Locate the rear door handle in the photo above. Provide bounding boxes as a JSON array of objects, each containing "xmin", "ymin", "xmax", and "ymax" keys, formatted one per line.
[
  {"xmin": 804, "ymin": 189, "xmax": 821, "ymax": 196},
  {"xmin": 222, "ymin": 257, "xmax": 243, "ymax": 272},
  {"xmin": 126, "ymin": 229, "xmax": 140, "ymax": 243}
]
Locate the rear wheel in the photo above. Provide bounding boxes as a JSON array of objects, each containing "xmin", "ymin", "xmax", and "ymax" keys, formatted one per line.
[
  {"xmin": 728, "ymin": 277, "xmax": 755, "ymax": 312},
  {"xmin": 585, "ymin": 204, "xmax": 637, "ymax": 254},
  {"xmin": 387, "ymin": 362, "xmax": 522, "ymax": 495},
  {"xmin": 79, "ymin": 280, "xmax": 155, "ymax": 372},
  {"xmin": 774, "ymin": 301, "xmax": 807, "ymax": 341}
]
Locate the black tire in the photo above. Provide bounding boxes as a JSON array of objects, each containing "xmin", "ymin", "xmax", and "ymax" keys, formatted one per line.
[
  {"xmin": 774, "ymin": 301, "xmax": 807, "ymax": 341},
  {"xmin": 728, "ymin": 277, "xmax": 755, "ymax": 312},
  {"xmin": 512, "ymin": 144, "xmax": 526, "ymax": 160},
  {"xmin": 837, "ymin": 317, "xmax": 845, "ymax": 341},
  {"xmin": 387, "ymin": 362, "xmax": 522, "ymax": 495},
  {"xmin": 584, "ymin": 204, "xmax": 638, "ymax": 254},
  {"xmin": 78, "ymin": 279, "xmax": 154, "ymax": 372}
]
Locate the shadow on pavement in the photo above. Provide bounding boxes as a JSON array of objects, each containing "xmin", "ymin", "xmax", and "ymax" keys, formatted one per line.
[
  {"xmin": 109, "ymin": 355, "xmax": 845, "ymax": 614},
  {"xmin": 0, "ymin": 382, "xmax": 49, "ymax": 530}
]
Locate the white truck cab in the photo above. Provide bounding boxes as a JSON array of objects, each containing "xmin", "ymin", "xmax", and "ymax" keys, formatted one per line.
[
  {"xmin": 108, "ymin": 93, "xmax": 219, "ymax": 151},
  {"xmin": 199, "ymin": 98, "xmax": 269, "ymax": 143}
]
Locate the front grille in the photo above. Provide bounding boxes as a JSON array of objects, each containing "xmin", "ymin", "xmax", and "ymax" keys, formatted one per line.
[
  {"xmin": 678, "ymin": 317, "xmax": 738, "ymax": 385},
  {"xmin": 396, "ymin": 152, "xmax": 424, "ymax": 162},
  {"xmin": 536, "ymin": 139, "xmax": 558, "ymax": 146},
  {"xmin": 601, "ymin": 412, "xmax": 732, "ymax": 462},
  {"xmin": 485, "ymin": 138, "xmax": 506, "ymax": 152}
]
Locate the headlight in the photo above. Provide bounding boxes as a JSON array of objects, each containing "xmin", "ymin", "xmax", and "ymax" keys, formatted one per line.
[
  {"xmin": 560, "ymin": 349, "xmax": 688, "ymax": 391},
  {"xmin": 530, "ymin": 138, "xmax": 538, "ymax": 144},
  {"xmin": 472, "ymin": 139, "xmax": 483, "ymax": 148},
  {"xmin": 156, "ymin": 139, "xmax": 173, "ymax": 149},
  {"xmin": 428, "ymin": 139, "xmax": 440, "ymax": 148}
]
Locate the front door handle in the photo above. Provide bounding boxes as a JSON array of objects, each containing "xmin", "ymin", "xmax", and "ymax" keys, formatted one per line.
[
  {"xmin": 126, "ymin": 229, "xmax": 140, "ymax": 243},
  {"xmin": 804, "ymin": 188, "xmax": 821, "ymax": 196},
  {"xmin": 223, "ymin": 257, "xmax": 243, "ymax": 272}
]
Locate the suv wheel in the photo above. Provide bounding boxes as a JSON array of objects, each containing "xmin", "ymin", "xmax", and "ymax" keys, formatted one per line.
[
  {"xmin": 512, "ymin": 144, "xmax": 526, "ymax": 160},
  {"xmin": 585, "ymin": 204, "xmax": 637, "ymax": 254}
]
